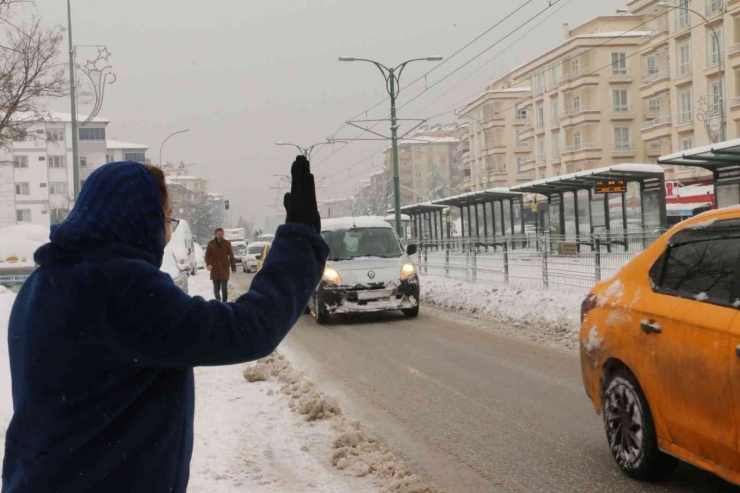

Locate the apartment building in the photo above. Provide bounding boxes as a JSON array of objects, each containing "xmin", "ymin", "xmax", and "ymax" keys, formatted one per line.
[
  {"xmin": 0, "ymin": 113, "xmax": 148, "ymax": 227},
  {"xmin": 630, "ymin": 0, "xmax": 737, "ymax": 184}
]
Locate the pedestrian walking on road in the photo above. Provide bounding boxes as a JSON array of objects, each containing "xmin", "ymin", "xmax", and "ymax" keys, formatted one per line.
[
  {"xmin": 205, "ymin": 228, "xmax": 236, "ymax": 301},
  {"xmin": 2, "ymin": 156, "xmax": 328, "ymax": 493}
]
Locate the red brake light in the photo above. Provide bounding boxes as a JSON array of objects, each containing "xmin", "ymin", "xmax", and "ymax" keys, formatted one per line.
[{"xmin": 581, "ymin": 295, "xmax": 598, "ymax": 323}]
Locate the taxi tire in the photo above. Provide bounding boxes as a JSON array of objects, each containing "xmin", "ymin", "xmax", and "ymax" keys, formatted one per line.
[
  {"xmin": 314, "ymin": 295, "xmax": 329, "ymax": 325},
  {"xmin": 602, "ymin": 369, "xmax": 677, "ymax": 481}
]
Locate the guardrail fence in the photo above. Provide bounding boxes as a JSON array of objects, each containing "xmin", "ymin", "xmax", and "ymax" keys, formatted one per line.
[{"xmin": 413, "ymin": 227, "xmax": 667, "ymax": 293}]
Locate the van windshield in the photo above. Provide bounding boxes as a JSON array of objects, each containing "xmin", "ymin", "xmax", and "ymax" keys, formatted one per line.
[
  {"xmin": 248, "ymin": 245, "xmax": 263, "ymax": 254},
  {"xmin": 321, "ymin": 228, "xmax": 402, "ymax": 261}
]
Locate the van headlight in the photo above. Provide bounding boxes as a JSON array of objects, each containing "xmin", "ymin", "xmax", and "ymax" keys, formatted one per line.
[
  {"xmin": 323, "ymin": 267, "xmax": 342, "ymax": 285},
  {"xmin": 400, "ymin": 262, "xmax": 416, "ymax": 280}
]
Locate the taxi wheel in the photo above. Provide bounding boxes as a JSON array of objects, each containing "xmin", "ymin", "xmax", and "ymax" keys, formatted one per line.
[
  {"xmin": 402, "ymin": 305, "xmax": 420, "ymax": 318},
  {"xmin": 603, "ymin": 369, "xmax": 677, "ymax": 481}
]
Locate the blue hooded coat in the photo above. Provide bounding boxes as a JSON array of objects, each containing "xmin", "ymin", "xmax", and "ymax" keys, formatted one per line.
[{"xmin": 1, "ymin": 162, "xmax": 329, "ymax": 492}]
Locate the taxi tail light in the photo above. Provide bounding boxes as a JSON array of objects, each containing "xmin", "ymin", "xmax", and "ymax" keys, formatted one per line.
[{"xmin": 581, "ymin": 295, "xmax": 598, "ymax": 324}]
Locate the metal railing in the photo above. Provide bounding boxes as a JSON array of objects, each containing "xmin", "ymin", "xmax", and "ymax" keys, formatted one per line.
[
  {"xmin": 612, "ymin": 105, "xmax": 632, "ymax": 113},
  {"xmin": 412, "ymin": 228, "xmax": 667, "ymax": 293},
  {"xmin": 613, "ymin": 142, "xmax": 634, "ymax": 151},
  {"xmin": 610, "ymin": 66, "xmax": 630, "ymax": 76},
  {"xmin": 677, "ymin": 111, "xmax": 693, "ymax": 125},
  {"xmin": 515, "ymin": 140, "xmax": 531, "ymax": 148},
  {"xmin": 641, "ymin": 69, "xmax": 670, "ymax": 86},
  {"xmin": 560, "ymin": 105, "xmax": 599, "ymax": 118},
  {"xmin": 560, "ymin": 66, "xmax": 588, "ymax": 84},
  {"xmin": 731, "ymin": 96, "xmax": 740, "ymax": 107},
  {"xmin": 562, "ymin": 141, "xmax": 601, "ymax": 153},
  {"xmin": 641, "ymin": 114, "xmax": 672, "ymax": 130},
  {"xmin": 675, "ymin": 63, "xmax": 692, "ymax": 78},
  {"xmin": 706, "ymin": 0, "xmax": 725, "ymax": 17},
  {"xmin": 705, "ymin": 53, "xmax": 723, "ymax": 69}
]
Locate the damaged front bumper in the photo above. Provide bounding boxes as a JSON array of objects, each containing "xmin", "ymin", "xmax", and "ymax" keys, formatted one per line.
[{"xmin": 317, "ymin": 276, "xmax": 420, "ymax": 315}]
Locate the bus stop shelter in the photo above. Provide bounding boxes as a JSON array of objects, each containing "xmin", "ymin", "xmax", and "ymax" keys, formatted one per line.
[
  {"xmin": 509, "ymin": 163, "xmax": 666, "ymax": 240},
  {"xmin": 396, "ymin": 203, "xmax": 447, "ymax": 241},
  {"xmin": 431, "ymin": 188, "xmax": 525, "ymax": 240},
  {"xmin": 658, "ymin": 138, "xmax": 740, "ymax": 208}
]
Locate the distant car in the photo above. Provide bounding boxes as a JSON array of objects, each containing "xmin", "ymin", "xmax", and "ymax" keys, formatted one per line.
[
  {"xmin": 243, "ymin": 242, "xmax": 268, "ymax": 273},
  {"xmin": 160, "ymin": 220, "xmax": 197, "ymax": 293},
  {"xmin": 194, "ymin": 243, "xmax": 206, "ymax": 270},
  {"xmin": 311, "ymin": 216, "xmax": 419, "ymax": 324},
  {"xmin": 0, "ymin": 224, "xmax": 50, "ymax": 293},
  {"xmin": 256, "ymin": 243, "xmax": 271, "ymax": 272},
  {"xmin": 232, "ymin": 240, "xmax": 248, "ymax": 265},
  {"xmin": 580, "ymin": 207, "xmax": 740, "ymax": 486}
]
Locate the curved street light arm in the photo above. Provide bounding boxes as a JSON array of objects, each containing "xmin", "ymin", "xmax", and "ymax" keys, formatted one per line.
[{"xmin": 159, "ymin": 128, "xmax": 191, "ymax": 167}]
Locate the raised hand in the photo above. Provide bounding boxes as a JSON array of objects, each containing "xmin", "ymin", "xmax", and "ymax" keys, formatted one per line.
[{"xmin": 283, "ymin": 155, "xmax": 321, "ymax": 233}]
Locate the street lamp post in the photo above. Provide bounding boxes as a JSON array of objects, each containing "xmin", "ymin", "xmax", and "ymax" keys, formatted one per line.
[
  {"xmin": 275, "ymin": 140, "xmax": 346, "ymax": 161},
  {"xmin": 658, "ymin": 2, "xmax": 725, "ymax": 142},
  {"xmin": 339, "ymin": 55, "xmax": 443, "ymax": 236},
  {"xmin": 159, "ymin": 129, "xmax": 191, "ymax": 167},
  {"xmin": 66, "ymin": 0, "xmax": 81, "ymax": 199}
]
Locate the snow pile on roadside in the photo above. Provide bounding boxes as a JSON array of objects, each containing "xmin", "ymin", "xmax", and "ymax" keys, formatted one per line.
[
  {"xmin": 0, "ymin": 286, "xmax": 18, "ymax": 469},
  {"xmin": 420, "ymin": 275, "xmax": 583, "ymax": 349},
  {"xmin": 246, "ymin": 353, "xmax": 442, "ymax": 493}
]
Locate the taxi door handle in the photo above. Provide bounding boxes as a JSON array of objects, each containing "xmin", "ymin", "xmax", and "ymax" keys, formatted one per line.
[{"xmin": 641, "ymin": 321, "xmax": 662, "ymax": 334}]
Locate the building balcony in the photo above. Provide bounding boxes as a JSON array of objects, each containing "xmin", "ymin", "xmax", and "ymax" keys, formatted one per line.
[
  {"xmin": 613, "ymin": 143, "xmax": 637, "ymax": 156},
  {"xmin": 518, "ymin": 123, "xmax": 535, "ymax": 140},
  {"xmin": 705, "ymin": 53, "xmax": 723, "ymax": 75},
  {"xmin": 549, "ymin": 119, "xmax": 560, "ymax": 130},
  {"xmin": 641, "ymin": 115, "xmax": 672, "ymax": 140},
  {"xmin": 705, "ymin": 0, "xmax": 726, "ymax": 18},
  {"xmin": 561, "ymin": 142, "xmax": 602, "ymax": 163},
  {"xmin": 550, "ymin": 152, "xmax": 562, "ymax": 164},
  {"xmin": 514, "ymin": 141, "xmax": 531, "ymax": 152},
  {"xmin": 610, "ymin": 106, "xmax": 635, "ymax": 121},
  {"xmin": 535, "ymin": 119, "xmax": 546, "ymax": 134},
  {"xmin": 730, "ymin": 44, "xmax": 740, "ymax": 68},
  {"xmin": 536, "ymin": 153, "xmax": 547, "ymax": 164},
  {"xmin": 559, "ymin": 67, "xmax": 600, "ymax": 92},
  {"xmin": 513, "ymin": 115, "xmax": 530, "ymax": 126},
  {"xmin": 674, "ymin": 18, "xmax": 691, "ymax": 33},
  {"xmin": 608, "ymin": 67, "xmax": 633, "ymax": 83},
  {"xmin": 560, "ymin": 105, "xmax": 601, "ymax": 128},
  {"xmin": 676, "ymin": 111, "xmax": 694, "ymax": 126},
  {"xmin": 730, "ymin": 96, "xmax": 740, "ymax": 116},
  {"xmin": 674, "ymin": 63, "xmax": 692, "ymax": 86}
]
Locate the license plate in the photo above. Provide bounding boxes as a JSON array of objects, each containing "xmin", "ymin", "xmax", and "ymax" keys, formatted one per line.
[{"xmin": 357, "ymin": 290, "xmax": 391, "ymax": 301}]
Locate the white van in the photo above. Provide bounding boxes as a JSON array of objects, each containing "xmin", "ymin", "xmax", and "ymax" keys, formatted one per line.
[
  {"xmin": 161, "ymin": 220, "xmax": 197, "ymax": 293},
  {"xmin": 242, "ymin": 241, "xmax": 268, "ymax": 273},
  {"xmin": 311, "ymin": 216, "xmax": 419, "ymax": 324}
]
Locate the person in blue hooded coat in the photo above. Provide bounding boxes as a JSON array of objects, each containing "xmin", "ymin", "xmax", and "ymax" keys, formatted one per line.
[{"xmin": 1, "ymin": 156, "xmax": 329, "ymax": 493}]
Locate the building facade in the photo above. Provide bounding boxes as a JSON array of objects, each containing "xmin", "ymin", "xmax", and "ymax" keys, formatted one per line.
[{"xmin": 0, "ymin": 113, "xmax": 148, "ymax": 227}]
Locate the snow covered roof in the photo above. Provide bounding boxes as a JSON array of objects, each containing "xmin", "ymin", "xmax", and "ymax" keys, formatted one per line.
[
  {"xmin": 659, "ymin": 138, "xmax": 740, "ymax": 172},
  {"xmin": 511, "ymin": 163, "xmax": 664, "ymax": 193},
  {"xmin": 511, "ymin": 31, "xmax": 653, "ymax": 75},
  {"xmin": 167, "ymin": 175, "xmax": 204, "ymax": 181},
  {"xmin": 384, "ymin": 214, "xmax": 411, "ymax": 222},
  {"xmin": 106, "ymin": 140, "xmax": 149, "ymax": 150},
  {"xmin": 321, "ymin": 216, "xmax": 394, "ymax": 232},
  {"xmin": 9, "ymin": 111, "xmax": 110, "ymax": 124}
]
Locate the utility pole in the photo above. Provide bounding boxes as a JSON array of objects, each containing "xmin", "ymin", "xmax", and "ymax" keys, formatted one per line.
[
  {"xmin": 338, "ymin": 55, "xmax": 443, "ymax": 237},
  {"xmin": 66, "ymin": 0, "xmax": 81, "ymax": 199}
]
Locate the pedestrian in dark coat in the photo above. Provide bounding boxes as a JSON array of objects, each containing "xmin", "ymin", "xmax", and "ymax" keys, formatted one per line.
[
  {"xmin": 2, "ymin": 157, "xmax": 327, "ymax": 493},
  {"xmin": 204, "ymin": 229, "xmax": 236, "ymax": 301}
]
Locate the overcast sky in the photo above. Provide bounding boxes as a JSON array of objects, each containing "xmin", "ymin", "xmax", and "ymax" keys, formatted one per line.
[{"xmin": 39, "ymin": 0, "xmax": 627, "ymax": 228}]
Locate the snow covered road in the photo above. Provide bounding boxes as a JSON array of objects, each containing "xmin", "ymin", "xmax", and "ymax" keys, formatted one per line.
[{"xmin": 230, "ymin": 271, "xmax": 740, "ymax": 493}]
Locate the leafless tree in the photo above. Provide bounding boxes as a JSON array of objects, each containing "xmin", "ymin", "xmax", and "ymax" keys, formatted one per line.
[{"xmin": 0, "ymin": 2, "xmax": 67, "ymax": 149}]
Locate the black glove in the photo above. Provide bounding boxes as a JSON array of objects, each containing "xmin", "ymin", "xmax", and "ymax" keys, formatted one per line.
[{"xmin": 284, "ymin": 155, "xmax": 321, "ymax": 233}]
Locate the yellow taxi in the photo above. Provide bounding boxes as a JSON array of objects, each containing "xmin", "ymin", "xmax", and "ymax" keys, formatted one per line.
[
  {"xmin": 580, "ymin": 206, "xmax": 740, "ymax": 485},
  {"xmin": 256, "ymin": 243, "xmax": 271, "ymax": 272}
]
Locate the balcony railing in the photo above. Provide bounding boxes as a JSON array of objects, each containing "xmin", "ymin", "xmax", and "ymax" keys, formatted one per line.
[
  {"xmin": 649, "ymin": 23, "xmax": 668, "ymax": 35},
  {"xmin": 610, "ymin": 67, "xmax": 630, "ymax": 77},
  {"xmin": 730, "ymin": 43, "xmax": 740, "ymax": 56},
  {"xmin": 612, "ymin": 105, "xmax": 632, "ymax": 114},
  {"xmin": 705, "ymin": 53, "xmax": 723, "ymax": 69},
  {"xmin": 562, "ymin": 142, "xmax": 601, "ymax": 153},
  {"xmin": 536, "ymin": 119, "xmax": 545, "ymax": 129},
  {"xmin": 536, "ymin": 153, "xmax": 546, "ymax": 163},
  {"xmin": 677, "ymin": 111, "xmax": 693, "ymax": 125},
  {"xmin": 731, "ymin": 96, "xmax": 740, "ymax": 107},
  {"xmin": 551, "ymin": 150, "xmax": 562, "ymax": 160},
  {"xmin": 515, "ymin": 141, "xmax": 531, "ymax": 148},
  {"xmin": 674, "ymin": 17, "xmax": 690, "ymax": 31},
  {"xmin": 560, "ymin": 105, "xmax": 599, "ymax": 118},
  {"xmin": 641, "ymin": 69, "xmax": 670, "ymax": 86},
  {"xmin": 675, "ymin": 63, "xmax": 692, "ymax": 78},
  {"xmin": 706, "ymin": 0, "xmax": 726, "ymax": 17},
  {"xmin": 559, "ymin": 66, "xmax": 588, "ymax": 84},
  {"xmin": 614, "ymin": 142, "xmax": 634, "ymax": 152},
  {"xmin": 520, "ymin": 123, "xmax": 533, "ymax": 131},
  {"xmin": 515, "ymin": 114, "xmax": 529, "ymax": 121},
  {"xmin": 641, "ymin": 115, "xmax": 672, "ymax": 130}
]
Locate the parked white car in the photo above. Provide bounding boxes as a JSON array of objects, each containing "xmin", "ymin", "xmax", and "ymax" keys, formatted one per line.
[
  {"xmin": 232, "ymin": 240, "xmax": 248, "ymax": 265},
  {"xmin": 161, "ymin": 220, "xmax": 197, "ymax": 293},
  {"xmin": 311, "ymin": 216, "xmax": 419, "ymax": 324},
  {"xmin": 0, "ymin": 223, "xmax": 50, "ymax": 293},
  {"xmin": 194, "ymin": 243, "xmax": 206, "ymax": 270},
  {"xmin": 242, "ymin": 242, "xmax": 268, "ymax": 273}
]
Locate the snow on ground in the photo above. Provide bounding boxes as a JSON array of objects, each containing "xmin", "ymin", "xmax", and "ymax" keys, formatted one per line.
[
  {"xmin": 0, "ymin": 286, "xmax": 16, "ymax": 470},
  {"xmin": 419, "ymin": 274, "xmax": 583, "ymax": 350},
  {"xmin": 187, "ymin": 272, "xmax": 383, "ymax": 493}
]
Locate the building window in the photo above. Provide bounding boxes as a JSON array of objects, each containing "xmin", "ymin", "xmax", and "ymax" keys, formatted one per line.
[
  {"xmin": 646, "ymin": 55, "xmax": 660, "ymax": 75},
  {"xmin": 537, "ymin": 106, "xmax": 545, "ymax": 128},
  {"xmin": 549, "ymin": 66, "xmax": 558, "ymax": 88},
  {"xmin": 573, "ymin": 95, "xmax": 580, "ymax": 110},
  {"xmin": 677, "ymin": 42, "xmax": 691, "ymax": 76},
  {"xmin": 16, "ymin": 209, "xmax": 31, "ymax": 222},
  {"xmin": 611, "ymin": 52, "xmax": 628, "ymax": 75},
  {"xmin": 552, "ymin": 133, "xmax": 561, "ymax": 157},
  {"xmin": 707, "ymin": 27, "xmax": 723, "ymax": 67},
  {"xmin": 78, "ymin": 127, "xmax": 106, "ymax": 141},
  {"xmin": 534, "ymin": 73, "xmax": 545, "ymax": 96},
  {"xmin": 515, "ymin": 104, "xmax": 528, "ymax": 120},
  {"xmin": 709, "ymin": 80, "xmax": 723, "ymax": 115},
  {"xmin": 648, "ymin": 98, "xmax": 660, "ymax": 113},
  {"xmin": 677, "ymin": 0, "xmax": 690, "ymax": 27},
  {"xmin": 13, "ymin": 155, "xmax": 28, "ymax": 168},
  {"xmin": 48, "ymin": 156, "xmax": 66, "ymax": 168},
  {"xmin": 574, "ymin": 132, "xmax": 582, "ymax": 149},
  {"xmin": 124, "ymin": 152, "xmax": 145, "ymax": 163},
  {"xmin": 571, "ymin": 58, "xmax": 580, "ymax": 75},
  {"xmin": 551, "ymin": 101, "xmax": 559, "ymax": 123},
  {"xmin": 46, "ymin": 128, "xmax": 64, "ymax": 142},
  {"xmin": 612, "ymin": 89, "xmax": 629, "ymax": 112},
  {"xmin": 105, "ymin": 154, "xmax": 114, "ymax": 163},
  {"xmin": 50, "ymin": 209, "xmax": 69, "ymax": 225},
  {"xmin": 678, "ymin": 89, "xmax": 693, "ymax": 123},
  {"xmin": 15, "ymin": 182, "xmax": 30, "ymax": 195},
  {"xmin": 682, "ymin": 137, "xmax": 694, "ymax": 150},
  {"xmin": 648, "ymin": 140, "xmax": 663, "ymax": 150},
  {"xmin": 49, "ymin": 182, "xmax": 68, "ymax": 195},
  {"xmin": 614, "ymin": 126, "xmax": 632, "ymax": 151},
  {"xmin": 80, "ymin": 156, "xmax": 89, "ymax": 168}
]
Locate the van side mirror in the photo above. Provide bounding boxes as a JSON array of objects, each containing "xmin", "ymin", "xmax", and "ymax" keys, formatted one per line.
[{"xmin": 406, "ymin": 244, "xmax": 418, "ymax": 256}]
